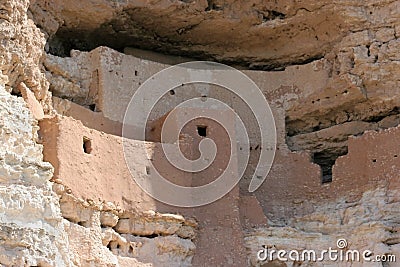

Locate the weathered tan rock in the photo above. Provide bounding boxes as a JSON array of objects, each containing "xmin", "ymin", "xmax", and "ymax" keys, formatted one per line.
[
  {"xmin": 102, "ymin": 226, "xmax": 196, "ymax": 266},
  {"xmin": 0, "ymin": 0, "xmax": 51, "ymax": 111},
  {"xmin": 100, "ymin": 211, "xmax": 119, "ymax": 228},
  {"xmin": 288, "ymin": 121, "xmax": 378, "ymax": 153},
  {"xmin": 57, "ymin": 178, "xmax": 197, "ymax": 266},
  {"xmin": 0, "ymin": 83, "xmax": 70, "ymax": 265},
  {"xmin": 286, "ymin": 26, "xmax": 400, "ymax": 136},
  {"xmin": 19, "ymin": 82, "xmax": 45, "ymax": 120},
  {"xmin": 30, "ymin": 0, "xmax": 396, "ymax": 71},
  {"xmin": 120, "ymin": 235, "xmax": 195, "ymax": 267},
  {"xmin": 65, "ymin": 219, "xmax": 151, "ymax": 266},
  {"xmin": 245, "ymin": 187, "xmax": 400, "ymax": 266},
  {"xmin": 44, "ymin": 51, "xmax": 100, "ymax": 107}
]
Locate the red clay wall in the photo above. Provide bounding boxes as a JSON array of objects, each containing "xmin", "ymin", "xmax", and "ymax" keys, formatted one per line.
[
  {"xmin": 254, "ymin": 125, "xmax": 400, "ymax": 221},
  {"xmin": 39, "ymin": 114, "xmax": 247, "ymax": 266}
]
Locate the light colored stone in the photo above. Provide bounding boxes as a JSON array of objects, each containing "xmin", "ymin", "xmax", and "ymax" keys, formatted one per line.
[
  {"xmin": 100, "ymin": 211, "xmax": 119, "ymax": 228},
  {"xmin": 29, "ymin": 0, "xmax": 393, "ymax": 70},
  {"xmin": 0, "ymin": 0, "xmax": 51, "ymax": 111},
  {"xmin": 0, "ymin": 83, "xmax": 70, "ymax": 265},
  {"xmin": 120, "ymin": 234, "xmax": 195, "ymax": 267},
  {"xmin": 245, "ymin": 187, "xmax": 400, "ymax": 266},
  {"xmin": 19, "ymin": 82, "xmax": 45, "ymax": 120}
]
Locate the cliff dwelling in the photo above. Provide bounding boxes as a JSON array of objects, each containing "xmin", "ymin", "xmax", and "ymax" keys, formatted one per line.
[{"xmin": 1, "ymin": 0, "xmax": 400, "ymax": 266}]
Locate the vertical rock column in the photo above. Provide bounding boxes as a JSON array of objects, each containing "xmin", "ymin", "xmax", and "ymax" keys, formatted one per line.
[{"xmin": 0, "ymin": 84, "xmax": 71, "ymax": 266}]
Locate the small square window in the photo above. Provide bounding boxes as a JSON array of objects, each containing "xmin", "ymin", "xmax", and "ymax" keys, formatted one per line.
[
  {"xmin": 197, "ymin": 126, "xmax": 207, "ymax": 137},
  {"xmin": 83, "ymin": 137, "xmax": 92, "ymax": 154}
]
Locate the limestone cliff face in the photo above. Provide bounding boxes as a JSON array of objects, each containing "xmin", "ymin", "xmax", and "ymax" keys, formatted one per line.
[
  {"xmin": 0, "ymin": 1, "xmax": 69, "ymax": 264},
  {"xmin": 29, "ymin": 0, "xmax": 400, "ymax": 70},
  {"xmin": 0, "ymin": 0, "xmax": 51, "ymax": 110},
  {"xmin": 0, "ymin": 83, "xmax": 70, "ymax": 265},
  {"xmin": 0, "ymin": 0, "xmax": 400, "ymax": 266},
  {"xmin": 246, "ymin": 186, "xmax": 400, "ymax": 266}
]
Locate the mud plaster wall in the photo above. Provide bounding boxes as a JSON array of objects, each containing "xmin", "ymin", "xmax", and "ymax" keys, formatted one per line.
[
  {"xmin": 40, "ymin": 106, "xmax": 248, "ymax": 266},
  {"xmin": 46, "ymin": 46, "xmax": 400, "ymax": 218},
  {"xmin": 45, "ymin": 47, "xmax": 325, "ymax": 194},
  {"xmin": 41, "ymin": 46, "xmax": 400, "ymax": 266}
]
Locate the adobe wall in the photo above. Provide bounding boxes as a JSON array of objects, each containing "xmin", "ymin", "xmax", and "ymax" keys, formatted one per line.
[
  {"xmin": 46, "ymin": 46, "xmax": 400, "ymax": 222},
  {"xmin": 40, "ymin": 115, "xmax": 188, "ymax": 214},
  {"xmin": 333, "ymin": 125, "xmax": 400, "ymax": 197},
  {"xmin": 43, "ymin": 84, "xmax": 400, "ymax": 264},
  {"xmin": 52, "ymin": 96, "xmax": 122, "ymax": 136},
  {"xmin": 46, "ymin": 46, "xmax": 328, "ymax": 142},
  {"xmin": 39, "ymin": 113, "xmax": 247, "ymax": 266},
  {"xmin": 42, "ymin": 45, "xmax": 400, "ymax": 265}
]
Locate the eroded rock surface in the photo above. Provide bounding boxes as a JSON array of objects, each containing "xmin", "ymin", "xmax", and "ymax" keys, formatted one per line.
[
  {"xmin": 30, "ymin": 0, "xmax": 399, "ymax": 70},
  {"xmin": 54, "ymin": 182, "xmax": 197, "ymax": 266},
  {"xmin": 0, "ymin": 83, "xmax": 70, "ymax": 265},
  {"xmin": 246, "ymin": 187, "xmax": 400, "ymax": 266},
  {"xmin": 0, "ymin": 0, "xmax": 51, "ymax": 110}
]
